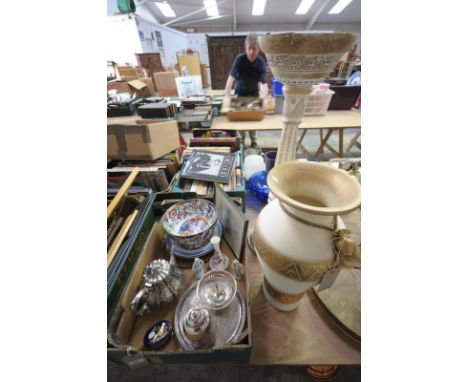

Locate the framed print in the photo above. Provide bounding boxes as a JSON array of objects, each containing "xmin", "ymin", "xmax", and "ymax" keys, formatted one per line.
[
  {"xmin": 180, "ymin": 150, "xmax": 235, "ymax": 183},
  {"xmin": 214, "ymin": 183, "xmax": 249, "ymax": 261}
]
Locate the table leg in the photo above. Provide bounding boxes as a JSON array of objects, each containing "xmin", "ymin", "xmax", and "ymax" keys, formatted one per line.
[
  {"xmin": 346, "ymin": 131, "xmax": 361, "ymax": 152},
  {"xmin": 314, "ymin": 129, "xmax": 335, "ymax": 159},
  {"xmin": 297, "ymin": 129, "xmax": 313, "ymax": 159},
  {"xmin": 339, "ymin": 129, "xmax": 344, "ymax": 157},
  {"xmin": 319, "ymin": 129, "xmax": 324, "ymax": 154}
]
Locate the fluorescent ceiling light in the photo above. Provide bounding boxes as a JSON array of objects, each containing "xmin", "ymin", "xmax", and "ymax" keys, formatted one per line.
[
  {"xmin": 252, "ymin": 0, "xmax": 267, "ymax": 16},
  {"xmin": 328, "ymin": 0, "xmax": 353, "ymax": 14},
  {"xmin": 155, "ymin": 2, "xmax": 176, "ymax": 17},
  {"xmin": 204, "ymin": 0, "xmax": 219, "ymax": 17},
  {"xmin": 295, "ymin": 0, "xmax": 315, "ymax": 15}
]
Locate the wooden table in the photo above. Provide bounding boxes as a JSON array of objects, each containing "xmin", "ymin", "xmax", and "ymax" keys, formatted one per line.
[
  {"xmin": 244, "ymin": 193, "xmax": 361, "ymax": 365},
  {"xmin": 211, "ymin": 110, "xmax": 361, "ymax": 159},
  {"xmin": 107, "ymin": 110, "xmax": 361, "ymax": 158}
]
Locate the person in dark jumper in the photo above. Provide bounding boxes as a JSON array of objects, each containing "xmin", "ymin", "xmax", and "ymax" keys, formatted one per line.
[{"xmin": 222, "ymin": 33, "xmax": 269, "ymax": 149}]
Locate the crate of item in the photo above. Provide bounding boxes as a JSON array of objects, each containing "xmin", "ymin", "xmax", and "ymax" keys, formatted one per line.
[
  {"xmin": 107, "ymin": 172, "xmax": 157, "ymax": 326},
  {"xmin": 107, "ymin": 195, "xmax": 252, "ymax": 365},
  {"xmin": 169, "ymin": 148, "xmax": 246, "ymax": 211},
  {"xmin": 177, "ymin": 108, "xmax": 214, "ymax": 130},
  {"xmin": 226, "ymin": 97, "xmax": 264, "ymax": 121},
  {"xmin": 304, "ymin": 84, "xmax": 335, "ymax": 116}
]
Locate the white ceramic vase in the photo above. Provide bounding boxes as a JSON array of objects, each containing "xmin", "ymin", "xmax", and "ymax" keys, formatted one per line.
[{"xmin": 253, "ymin": 161, "xmax": 361, "ymax": 311}]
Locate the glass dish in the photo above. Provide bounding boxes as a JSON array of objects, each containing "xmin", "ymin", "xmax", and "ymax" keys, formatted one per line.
[{"xmin": 196, "ymin": 270, "xmax": 237, "ymax": 310}]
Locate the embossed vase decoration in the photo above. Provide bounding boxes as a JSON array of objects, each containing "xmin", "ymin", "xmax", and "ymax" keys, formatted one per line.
[
  {"xmin": 253, "ymin": 161, "xmax": 360, "ymax": 311},
  {"xmin": 258, "ymin": 33, "xmax": 355, "ymax": 166}
]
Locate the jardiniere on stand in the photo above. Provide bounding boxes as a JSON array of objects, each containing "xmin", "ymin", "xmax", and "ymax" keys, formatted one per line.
[
  {"xmin": 258, "ymin": 33, "xmax": 356, "ymax": 166},
  {"xmin": 253, "ymin": 161, "xmax": 361, "ymax": 311}
]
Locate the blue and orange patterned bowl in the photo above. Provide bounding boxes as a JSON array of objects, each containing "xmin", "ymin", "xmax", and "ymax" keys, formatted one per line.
[{"xmin": 162, "ymin": 199, "xmax": 218, "ymax": 250}]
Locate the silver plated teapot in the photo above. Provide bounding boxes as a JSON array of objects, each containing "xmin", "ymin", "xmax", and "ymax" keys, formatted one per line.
[{"xmin": 130, "ymin": 249, "xmax": 185, "ymax": 315}]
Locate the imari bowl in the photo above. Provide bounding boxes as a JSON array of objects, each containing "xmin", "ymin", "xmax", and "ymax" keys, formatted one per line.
[{"xmin": 162, "ymin": 199, "xmax": 218, "ymax": 250}]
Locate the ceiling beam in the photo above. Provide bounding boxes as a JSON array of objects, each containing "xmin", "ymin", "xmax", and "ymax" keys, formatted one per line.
[
  {"xmin": 136, "ymin": 0, "xmax": 160, "ymax": 24},
  {"xmin": 171, "ymin": 13, "xmax": 233, "ymax": 26},
  {"xmin": 306, "ymin": 0, "xmax": 332, "ymax": 30},
  {"xmin": 232, "ymin": 0, "xmax": 237, "ymax": 31},
  {"xmin": 167, "ymin": 0, "xmax": 232, "ymax": 12},
  {"xmin": 163, "ymin": 0, "xmax": 229, "ymax": 27}
]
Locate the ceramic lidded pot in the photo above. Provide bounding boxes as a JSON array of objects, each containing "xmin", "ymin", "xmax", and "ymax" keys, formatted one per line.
[
  {"xmin": 253, "ymin": 161, "xmax": 361, "ymax": 311},
  {"xmin": 162, "ymin": 199, "xmax": 218, "ymax": 250},
  {"xmin": 258, "ymin": 33, "xmax": 356, "ymax": 166}
]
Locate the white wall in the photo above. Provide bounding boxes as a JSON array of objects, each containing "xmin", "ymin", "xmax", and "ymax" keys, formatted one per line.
[
  {"xmin": 156, "ymin": 25, "xmax": 188, "ymax": 69},
  {"xmin": 135, "ymin": 15, "xmax": 188, "ymax": 69},
  {"xmin": 106, "ymin": 15, "xmax": 142, "ymax": 65},
  {"xmin": 135, "ymin": 17, "xmax": 160, "ymax": 54},
  {"xmin": 106, "ymin": 13, "xmax": 189, "ymax": 69},
  {"xmin": 186, "ymin": 34, "xmax": 209, "ymax": 65}
]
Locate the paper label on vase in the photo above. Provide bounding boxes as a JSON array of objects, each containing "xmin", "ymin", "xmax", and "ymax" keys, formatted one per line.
[{"xmin": 317, "ymin": 268, "xmax": 341, "ymax": 292}]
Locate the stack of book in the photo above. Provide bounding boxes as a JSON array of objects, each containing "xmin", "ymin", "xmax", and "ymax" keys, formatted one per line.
[
  {"xmin": 189, "ymin": 137, "xmax": 238, "ymax": 152},
  {"xmin": 173, "ymin": 149, "xmax": 244, "ymax": 196},
  {"xmin": 107, "ymin": 156, "xmax": 177, "ymax": 193},
  {"xmin": 107, "ymin": 100, "xmax": 136, "ymax": 117},
  {"xmin": 136, "ymin": 102, "xmax": 178, "ymax": 119},
  {"xmin": 177, "ymin": 108, "xmax": 213, "ymax": 129},
  {"xmin": 180, "ymin": 96, "xmax": 210, "ymax": 109}
]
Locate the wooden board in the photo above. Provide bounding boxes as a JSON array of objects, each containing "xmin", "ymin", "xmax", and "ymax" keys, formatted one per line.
[
  {"xmin": 177, "ymin": 55, "xmax": 201, "ymax": 76},
  {"xmin": 107, "ymin": 168, "xmax": 140, "ymax": 220}
]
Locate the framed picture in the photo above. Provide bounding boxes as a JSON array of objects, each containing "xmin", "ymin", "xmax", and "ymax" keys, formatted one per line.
[
  {"xmin": 214, "ymin": 183, "xmax": 249, "ymax": 261},
  {"xmin": 180, "ymin": 150, "xmax": 235, "ymax": 183}
]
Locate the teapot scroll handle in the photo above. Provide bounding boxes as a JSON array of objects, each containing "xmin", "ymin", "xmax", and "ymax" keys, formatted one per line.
[{"xmin": 130, "ymin": 287, "xmax": 150, "ymax": 316}]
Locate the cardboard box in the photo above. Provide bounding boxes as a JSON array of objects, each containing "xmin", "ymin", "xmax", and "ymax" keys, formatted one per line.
[
  {"xmin": 107, "ymin": 81, "xmax": 131, "ymax": 93},
  {"xmin": 118, "ymin": 65, "xmax": 140, "ymax": 81},
  {"xmin": 138, "ymin": 78, "xmax": 156, "ymax": 96},
  {"xmin": 177, "ymin": 54, "xmax": 201, "ymax": 76},
  {"xmin": 107, "ymin": 120, "xmax": 180, "ymax": 161},
  {"xmin": 107, "ymin": 79, "xmax": 153, "ymax": 97},
  {"xmin": 153, "ymin": 71, "xmax": 178, "ymax": 97},
  {"xmin": 127, "ymin": 79, "xmax": 149, "ymax": 98},
  {"xmin": 227, "ymin": 97, "xmax": 264, "ymax": 121},
  {"xmin": 200, "ymin": 64, "xmax": 208, "ymax": 88},
  {"xmin": 107, "ymin": 221, "xmax": 252, "ymax": 364}
]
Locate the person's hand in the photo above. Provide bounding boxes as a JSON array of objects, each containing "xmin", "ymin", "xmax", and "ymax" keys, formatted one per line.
[{"xmin": 221, "ymin": 95, "xmax": 231, "ymax": 114}]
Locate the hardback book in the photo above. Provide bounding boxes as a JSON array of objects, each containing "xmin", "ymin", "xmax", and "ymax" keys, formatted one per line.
[
  {"xmin": 179, "ymin": 150, "xmax": 235, "ymax": 183},
  {"xmin": 189, "ymin": 137, "xmax": 237, "ymax": 152}
]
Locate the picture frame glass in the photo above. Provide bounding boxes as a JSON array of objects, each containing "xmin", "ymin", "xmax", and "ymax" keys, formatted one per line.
[{"xmin": 214, "ymin": 183, "xmax": 249, "ymax": 261}]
